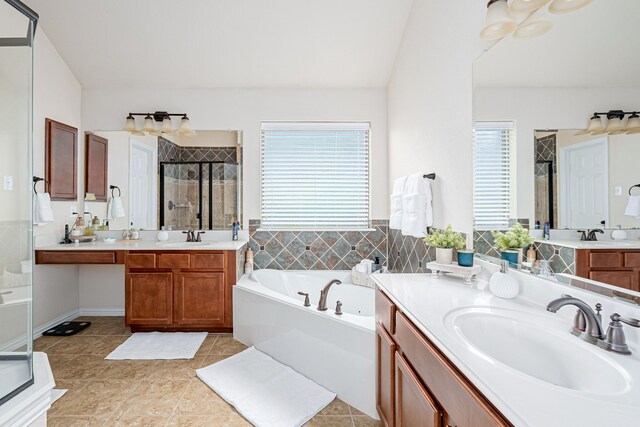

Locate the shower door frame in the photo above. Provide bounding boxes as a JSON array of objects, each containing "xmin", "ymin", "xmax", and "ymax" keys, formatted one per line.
[{"xmin": 159, "ymin": 161, "xmax": 233, "ymax": 230}]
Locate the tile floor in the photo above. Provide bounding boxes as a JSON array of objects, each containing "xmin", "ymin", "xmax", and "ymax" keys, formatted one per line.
[{"xmin": 37, "ymin": 316, "xmax": 380, "ymax": 427}]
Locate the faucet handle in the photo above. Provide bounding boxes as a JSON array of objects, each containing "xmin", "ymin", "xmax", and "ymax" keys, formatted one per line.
[
  {"xmin": 297, "ymin": 292, "xmax": 310, "ymax": 307},
  {"xmin": 335, "ymin": 300, "xmax": 343, "ymax": 315},
  {"xmin": 196, "ymin": 231, "xmax": 206, "ymax": 242},
  {"xmin": 613, "ymin": 313, "xmax": 640, "ymax": 328}
]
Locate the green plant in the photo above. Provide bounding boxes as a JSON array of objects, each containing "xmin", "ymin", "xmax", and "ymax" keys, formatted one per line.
[
  {"xmin": 423, "ymin": 225, "xmax": 466, "ymax": 250},
  {"xmin": 491, "ymin": 223, "xmax": 535, "ymax": 252}
]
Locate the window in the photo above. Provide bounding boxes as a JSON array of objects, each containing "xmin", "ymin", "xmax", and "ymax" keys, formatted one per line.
[
  {"xmin": 261, "ymin": 122, "xmax": 370, "ymax": 229},
  {"xmin": 473, "ymin": 121, "xmax": 514, "ymax": 230}
]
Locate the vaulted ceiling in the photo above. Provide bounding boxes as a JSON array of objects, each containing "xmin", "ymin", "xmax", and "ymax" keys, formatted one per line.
[{"xmin": 26, "ymin": 0, "xmax": 414, "ymax": 89}]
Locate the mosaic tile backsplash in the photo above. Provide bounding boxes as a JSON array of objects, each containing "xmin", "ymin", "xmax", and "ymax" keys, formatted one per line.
[
  {"xmin": 388, "ymin": 228, "xmax": 436, "ymax": 273},
  {"xmin": 248, "ymin": 220, "xmax": 388, "ymax": 270}
]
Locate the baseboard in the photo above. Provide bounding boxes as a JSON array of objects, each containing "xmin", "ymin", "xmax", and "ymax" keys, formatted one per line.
[
  {"xmin": 78, "ymin": 308, "xmax": 125, "ymax": 317},
  {"xmin": 33, "ymin": 309, "xmax": 80, "ymax": 340}
]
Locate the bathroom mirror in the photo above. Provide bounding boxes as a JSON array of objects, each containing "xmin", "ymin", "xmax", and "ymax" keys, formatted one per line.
[
  {"xmin": 473, "ymin": 0, "xmax": 640, "ymax": 233},
  {"xmin": 84, "ymin": 129, "xmax": 243, "ymax": 231},
  {"xmin": 0, "ymin": 0, "xmax": 36, "ymax": 406}
]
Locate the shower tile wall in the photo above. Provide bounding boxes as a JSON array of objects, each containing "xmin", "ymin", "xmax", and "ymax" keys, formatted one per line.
[
  {"xmin": 248, "ymin": 220, "xmax": 388, "ymax": 270},
  {"xmin": 535, "ymin": 134, "xmax": 558, "ymax": 227}
]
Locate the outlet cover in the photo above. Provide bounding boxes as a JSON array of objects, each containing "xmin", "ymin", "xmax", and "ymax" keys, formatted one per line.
[{"xmin": 3, "ymin": 176, "xmax": 13, "ymax": 191}]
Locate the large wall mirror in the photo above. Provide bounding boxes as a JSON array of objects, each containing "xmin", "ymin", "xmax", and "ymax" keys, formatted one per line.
[
  {"xmin": 472, "ymin": 0, "xmax": 640, "ymax": 295},
  {"xmin": 84, "ymin": 130, "xmax": 243, "ymax": 231}
]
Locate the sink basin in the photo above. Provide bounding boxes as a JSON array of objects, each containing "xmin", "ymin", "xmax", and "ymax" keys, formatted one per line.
[
  {"xmin": 445, "ymin": 307, "xmax": 630, "ymax": 394},
  {"xmin": 156, "ymin": 241, "xmax": 213, "ymax": 249}
]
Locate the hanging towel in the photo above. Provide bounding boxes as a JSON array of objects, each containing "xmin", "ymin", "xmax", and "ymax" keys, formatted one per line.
[
  {"xmin": 401, "ymin": 173, "xmax": 434, "ymax": 238},
  {"xmin": 33, "ymin": 193, "xmax": 54, "ymax": 226},
  {"xmin": 389, "ymin": 176, "xmax": 407, "ymax": 230},
  {"xmin": 625, "ymin": 195, "xmax": 640, "ymax": 219},
  {"xmin": 109, "ymin": 196, "xmax": 126, "ymax": 219}
]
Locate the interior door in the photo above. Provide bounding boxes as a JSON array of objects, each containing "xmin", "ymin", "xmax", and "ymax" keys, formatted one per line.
[
  {"xmin": 130, "ymin": 141, "xmax": 155, "ymax": 229},
  {"xmin": 561, "ymin": 138, "xmax": 608, "ymax": 229}
]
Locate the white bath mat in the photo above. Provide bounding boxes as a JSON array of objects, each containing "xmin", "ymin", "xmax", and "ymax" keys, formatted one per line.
[
  {"xmin": 105, "ymin": 332, "xmax": 207, "ymax": 360},
  {"xmin": 196, "ymin": 346, "xmax": 336, "ymax": 427}
]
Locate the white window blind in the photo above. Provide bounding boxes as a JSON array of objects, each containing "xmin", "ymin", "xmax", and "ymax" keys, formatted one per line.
[
  {"xmin": 473, "ymin": 121, "xmax": 514, "ymax": 230},
  {"xmin": 261, "ymin": 122, "xmax": 370, "ymax": 229}
]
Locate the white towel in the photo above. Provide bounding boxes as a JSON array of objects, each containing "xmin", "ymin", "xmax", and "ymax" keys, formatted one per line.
[
  {"xmin": 389, "ymin": 176, "xmax": 407, "ymax": 230},
  {"xmin": 401, "ymin": 173, "xmax": 434, "ymax": 238},
  {"xmin": 33, "ymin": 193, "xmax": 54, "ymax": 226},
  {"xmin": 625, "ymin": 195, "xmax": 640, "ymax": 219},
  {"xmin": 108, "ymin": 196, "xmax": 126, "ymax": 219}
]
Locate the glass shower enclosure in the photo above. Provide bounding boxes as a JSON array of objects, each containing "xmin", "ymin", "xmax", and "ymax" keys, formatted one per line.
[{"xmin": 0, "ymin": 0, "xmax": 37, "ymax": 406}]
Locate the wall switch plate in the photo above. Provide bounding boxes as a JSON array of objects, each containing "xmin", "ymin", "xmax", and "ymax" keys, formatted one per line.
[
  {"xmin": 3, "ymin": 176, "xmax": 13, "ymax": 191},
  {"xmin": 615, "ymin": 186, "xmax": 623, "ymax": 196}
]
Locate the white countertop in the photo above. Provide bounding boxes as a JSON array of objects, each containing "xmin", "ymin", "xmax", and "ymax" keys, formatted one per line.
[
  {"xmin": 537, "ymin": 238, "xmax": 640, "ymax": 249},
  {"xmin": 373, "ymin": 272, "xmax": 640, "ymax": 427},
  {"xmin": 36, "ymin": 239, "xmax": 248, "ymax": 251}
]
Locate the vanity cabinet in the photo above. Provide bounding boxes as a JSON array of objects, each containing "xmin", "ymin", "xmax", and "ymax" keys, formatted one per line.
[
  {"xmin": 375, "ymin": 289, "xmax": 511, "ymax": 427},
  {"xmin": 125, "ymin": 250, "xmax": 238, "ymax": 332},
  {"xmin": 576, "ymin": 249, "xmax": 640, "ymax": 292}
]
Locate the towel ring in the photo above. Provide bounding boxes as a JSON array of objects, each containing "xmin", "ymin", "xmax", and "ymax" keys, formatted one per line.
[
  {"xmin": 110, "ymin": 185, "xmax": 121, "ymax": 197},
  {"xmin": 629, "ymin": 184, "xmax": 640, "ymax": 195},
  {"xmin": 33, "ymin": 176, "xmax": 50, "ymax": 194}
]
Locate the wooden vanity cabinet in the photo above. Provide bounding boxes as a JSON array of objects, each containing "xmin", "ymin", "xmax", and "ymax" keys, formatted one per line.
[
  {"xmin": 375, "ymin": 289, "xmax": 511, "ymax": 427},
  {"xmin": 576, "ymin": 249, "xmax": 640, "ymax": 292},
  {"xmin": 125, "ymin": 250, "xmax": 237, "ymax": 332}
]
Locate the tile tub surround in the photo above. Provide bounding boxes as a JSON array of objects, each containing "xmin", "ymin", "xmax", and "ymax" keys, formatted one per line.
[
  {"xmin": 40, "ymin": 316, "xmax": 379, "ymax": 426},
  {"xmin": 387, "ymin": 227, "xmax": 468, "ymax": 273},
  {"xmin": 247, "ymin": 220, "xmax": 388, "ymax": 270}
]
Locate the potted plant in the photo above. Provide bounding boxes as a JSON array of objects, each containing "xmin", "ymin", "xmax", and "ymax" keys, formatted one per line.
[
  {"xmin": 423, "ymin": 225, "xmax": 466, "ymax": 265},
  {"xmin": 491, "ymin": 223, "xmax": 535, "ymax": 267}
]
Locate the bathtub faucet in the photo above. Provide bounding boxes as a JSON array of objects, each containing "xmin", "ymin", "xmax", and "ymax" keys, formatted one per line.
[{"xmin": 317, "ymin": 279, "xmax": 342, "ymax": 311}]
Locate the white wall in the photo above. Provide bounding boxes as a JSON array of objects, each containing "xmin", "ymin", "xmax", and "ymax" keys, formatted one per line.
[
  {"xmin": 32, "ymin": 30, "xmax": 83, "ymax": 330},
  {"xmin": 82, "ymin": 87, "xmax": 389, "ymax": 226},
  {"xmin": 387, "ymin": 0, "xmax": 486, "ymax": 243},
  {"xmin": 474, "ymin": 86, "xmax": 640, "ymax": 227}
]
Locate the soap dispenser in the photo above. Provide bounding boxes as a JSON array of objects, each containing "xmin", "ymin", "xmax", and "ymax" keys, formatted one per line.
[
  {"xmin": 489, "ymin": 260, "xmax": 520, "ymax": 299},
  {"xmin": 611, "ymin": 225, "xmax": 627, "ymax": 241}
]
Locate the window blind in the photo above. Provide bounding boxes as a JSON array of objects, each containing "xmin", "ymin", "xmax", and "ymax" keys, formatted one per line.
[
  {"xmin": 473, "ymin": 121, "xmax": 514, "ymax": 231},
  {"xmin": 261, "ymin": 122, "xmax": 370, "ymax": 229}
]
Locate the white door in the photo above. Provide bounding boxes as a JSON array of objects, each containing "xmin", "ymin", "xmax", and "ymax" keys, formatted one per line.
[
  {"xmin": 129, "ymin": 141, "xmax": 157, "ymax": 229},
  {"xmin": 560, "ymin": 138, "xmax": 608, "ymax": 229}
]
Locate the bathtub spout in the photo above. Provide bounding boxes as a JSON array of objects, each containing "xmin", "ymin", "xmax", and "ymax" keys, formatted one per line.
[{"xmin": 317, "ymin": 279, "xmax": 342, "ymax": 311}]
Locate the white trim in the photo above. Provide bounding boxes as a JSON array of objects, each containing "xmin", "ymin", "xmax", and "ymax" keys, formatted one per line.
[
  {"xmin": 129, "ymin": 139, "xmax": 158, "ymax": 230},
  {"xmin": 33, "ymin": 310, "xmax": 80, "ymax": 339},
  {"xmin": 78, "ymin": 308, "xmax": 125, "ymax": 317},
  {"xmin": 559, "ymin": 137, "xmax": 609, "ymax": 228},
  {"xmin": 261, "ymin": 121, "xmax": 370, "ymax": 131}
]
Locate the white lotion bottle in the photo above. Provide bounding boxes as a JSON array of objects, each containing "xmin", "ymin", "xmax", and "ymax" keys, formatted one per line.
[
  {"xmin": 611, "ymin": 225, "xmax": 627, "ymax": 241},
  {"xmin": 157, "ymin": 226, "xmax": 169, "ymax": 242},
  {"xmin": 489, "ymin": 260, "xmax": 520, "ymax": 299}
]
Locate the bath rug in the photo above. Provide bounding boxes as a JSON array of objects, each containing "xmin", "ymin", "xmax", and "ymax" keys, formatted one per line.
[
  {"xmin": 105, "ymin": 332, "xmax": 207, "ymax": 360},
  {"xmin": 43, "ymin": 321, "xmax": 91, "ymax": 336},
  {"xmin": 51, "ymin": 389, "xmax": 67, "ymax": 404},
  {"xmin": 196, "ymin": 346, "xmax": 336, "ymax": 427}
]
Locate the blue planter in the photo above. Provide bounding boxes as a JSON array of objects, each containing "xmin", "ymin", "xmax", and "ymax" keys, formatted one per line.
[
  {"xmin": 457, "ymin": 251, "xmax": 474, "ymax": 267},
  {"xmin": 501, "ymin": 251, "xmax": 520, "ymax": 267}
]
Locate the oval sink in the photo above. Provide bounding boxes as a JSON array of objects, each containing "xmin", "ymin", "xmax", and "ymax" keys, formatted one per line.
[
  {"xmin": 445, "ymin": 307, "xmax": 630, "ymax": 394},
  {"xmin": 156, "ymin": 241, "xmax": 213, "ymax": 249}
]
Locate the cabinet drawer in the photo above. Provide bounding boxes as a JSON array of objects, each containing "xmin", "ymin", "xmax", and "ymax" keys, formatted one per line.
[
  {"xmin": 126, "ymin": 253, "xmax": 156, "ymax": 269},
  {"xmin": 624, "ymin": 253, "xmax": 640, "ymax": 268},
  {"xmin": 590, "ymin": 271, "xmax": 634, "ymax": 291},
  {"xmin": 36, "ymin": 250, "xmax": 119, "ymax": 264},
  {"xmin": 395, "ymin": 312, "xmax": 508, "ymax": 427},
  {"xmin": 590, "ymin": 252, "xmax": 623, "ymax": 268},
  {"xmin": 158, "ymin": 253, "xmax": 191, "ymax": 269},
  {"xmin": 376, "ymin": 289, "xmax": 396, "ymax": 334},
  {"xmin": 395, "ymin": 352, "xmax": 441, "ymax": 427},
  {"xmin": 193, "ymin": 253, "xmax": 225, "ymax": 270}
]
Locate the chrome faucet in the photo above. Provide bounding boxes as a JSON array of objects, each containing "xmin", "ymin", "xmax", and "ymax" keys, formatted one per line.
[
  {"xmin": 317, "ymin": 279, "xmax": 341, "ymax": 311},
  {"xmin": 547, "ymin": 296, "xmax": 604, "ymax": 343}
]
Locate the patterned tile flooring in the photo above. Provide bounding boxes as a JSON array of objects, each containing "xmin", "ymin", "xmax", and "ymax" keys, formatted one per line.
[{"xmin": 37, "ymin": 316, "xmax": 380, "ymax": 426}]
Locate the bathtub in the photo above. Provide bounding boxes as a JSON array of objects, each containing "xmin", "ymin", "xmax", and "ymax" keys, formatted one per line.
[
  {"xmin": 234, "ymin": 269, "xmax": 377, "ymax": 419},
  {"xmin": 0, "ymin": 285, "xmax": 32, "ymax": 352}
]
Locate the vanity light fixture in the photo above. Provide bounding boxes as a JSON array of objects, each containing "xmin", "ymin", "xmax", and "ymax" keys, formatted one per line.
[
  {"xmin": 509, "ymin": 0, "xmax": 551, "ymax": 14},
  {"xmin": 626, "ymin": 113, "xmax": 640, "ymax": 134},
  {"xmin": 548, "ymin": 0, "xmax": 592, "ymax": 14},
  {"xmin": 605, "ymin": 111, "xmax": 626, "ymax": 135},
  {"xmin": 122, "ymin": 111, "xmax": 197, "ymax": 137},
  {"xmin": 513, "ymin": 19, "xmax": 553, "ymax": 38},
  {"xmin": 577, "ymin": 110, "xmax": 640, "ymax": 136},
  {"xmin": 480, "ymin": 0, "xmax": 517, "ymax": 40}
]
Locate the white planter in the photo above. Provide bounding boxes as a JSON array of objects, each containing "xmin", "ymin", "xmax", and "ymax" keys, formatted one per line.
[{"xmin": 435, "ymin": 248, "xmax": 453, "ymax": 265}]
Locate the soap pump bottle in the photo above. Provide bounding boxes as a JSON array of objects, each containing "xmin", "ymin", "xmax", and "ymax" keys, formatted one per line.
[
  {"xmin": 489, "ymin": 260, "xmax": 520, "ymax": 299},
  {"xmin": 232, "ymin": 219, "xmax": 239, "ymax": 241}
]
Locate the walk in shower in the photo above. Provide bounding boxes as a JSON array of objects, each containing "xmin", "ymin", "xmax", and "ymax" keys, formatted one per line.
[
  {"xmin": 0, "ymin": 0, "xmax": 37, "ymax": 406},
  {"xmin": 159, "ymin": 161, "xmax": 240, "ymax": 230}
]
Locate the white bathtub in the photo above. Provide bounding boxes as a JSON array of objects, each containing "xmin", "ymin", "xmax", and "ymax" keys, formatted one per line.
[{"xmin": 234, "ymin": 269, "xmax": 377, "ymax": 419}]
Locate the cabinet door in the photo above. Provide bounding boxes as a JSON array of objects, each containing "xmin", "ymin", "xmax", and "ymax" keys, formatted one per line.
[
  {"xmin": 85, "ymin": 133, "xmax": 109, "ymax": 201},
  {"xmin": 395, "ymin": 352, "xmax": 441, "ymax": 427},
  {"xmin": 126, "ymin": 272, "xmax": 173, "ymax": 325},
  {"xmin": 590, "ymin": 271, "xmax": 635, "ymax": 291},
  {"xmin": 45, "ymin": 118, "xmax": 78, "ymax": 200},
  {"xmin": 377, "ymin": 323, "xmax": 396, "ymax": 427},
  {"xmin": 175, "ymin": 272, "xmax": 226, "ymax": 326}
]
